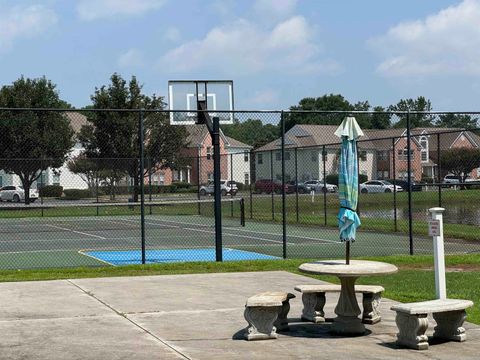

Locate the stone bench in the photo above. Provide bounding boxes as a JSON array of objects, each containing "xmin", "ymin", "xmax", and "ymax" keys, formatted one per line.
[
  {"xmin": 391, "ymin": 299, "xmax": 473, "ymax": 350},
  {"xmin": 294, "ymin": 284, "xmax": 384, "ymax": 324},
  {"xmin": 244, "ymin": 291, "xmax": 295, "ymax": 341}
]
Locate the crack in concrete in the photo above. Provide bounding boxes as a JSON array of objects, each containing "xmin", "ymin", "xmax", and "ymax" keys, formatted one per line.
[{"xmin": 66, "ymin": 279, "xmax": 192, "ymax": 360}]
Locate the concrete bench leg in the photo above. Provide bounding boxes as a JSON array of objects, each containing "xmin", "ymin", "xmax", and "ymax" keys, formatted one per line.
[
  {"xmin": 433, "ymin": 310, "xmax": 467, "ymax": 342},
  {"xmin": 274, "ymin": 299, "xmax": 292, "ymax": 331},
  {"xmin": 395, "ymin": 312, "xmax": 429, "ymax": 350},
  {"xmin": 244, "ymin": 306, "xmax": 280, "ymax": 341},
  {"xmin": 362, "ymin": 292, "xmax": 382, "ymax": 324},
  {"xmin": 301, "ymin": 292, "xmax": 326, "ymax": 323}
]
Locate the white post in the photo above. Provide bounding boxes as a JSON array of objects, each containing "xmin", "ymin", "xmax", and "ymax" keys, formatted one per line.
[
  {"xmin": 428, "ymin": 207, "xmax": 446, "ymax": 299},
  {"xmin": 311, "ymin": 189, "xmax": 315, "ymax": 203}
]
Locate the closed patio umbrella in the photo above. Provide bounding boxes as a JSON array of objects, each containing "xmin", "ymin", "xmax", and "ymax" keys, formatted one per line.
[{"xmin": 334, "ymin": 116, "xmax": 364, "ymax": 264}]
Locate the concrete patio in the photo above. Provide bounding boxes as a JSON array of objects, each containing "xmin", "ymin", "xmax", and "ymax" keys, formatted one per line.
[{"xmin": 0, "ymin": 271, "xmax": 478, "ymax": 359}]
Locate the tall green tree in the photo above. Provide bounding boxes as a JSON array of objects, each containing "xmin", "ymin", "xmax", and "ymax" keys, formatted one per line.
[
  {"xmin": 222, "ymin": 119, "xmax": 279, "ymax": 148},
  {"xmin": 0, "ymin": 77, "xmax": 74, "ymax": 204},
  {"xmin": 370, "ymin": 106, "xmax": 391, "ymax": 129},
  {"xmin": 79, "ymin": 73, "xmax": 188, "ymax": 201},
  {"xmin": 436, "ymin": 114, "xmax": 478, "ymax": 129},
  {"xmin": 388, "ymin": 96, "xmax": 434, "ymax": 128}
]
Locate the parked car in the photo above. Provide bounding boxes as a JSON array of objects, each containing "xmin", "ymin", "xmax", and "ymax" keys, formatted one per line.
[
  {"xmin": 286, "ymin": 181, "xmax": 309, "ymax": 194},
  {"xmin": 0, "ymin": 186, "xmax": 39, "ymax": 202},
  {"xmin": 385, "ymin": 179, "xmax": 423, "ymax": 192},
  {"xmin": 442, "ymin": 174, "xmax": 475, "ymax": 185},
  {"xmin": 254, "ymin": 179, "xmax": 288, "ymax": 194},
  {"xmin": 360, "ymin": 180, "xmax": 403, "ymax": 194},
  {"xmin": 199, "ymin": 180, "xmax": 237, "ymax": 196},
  {"xmin": 303, "ymin": 180, "xmax": 338, "ymax": 193}
]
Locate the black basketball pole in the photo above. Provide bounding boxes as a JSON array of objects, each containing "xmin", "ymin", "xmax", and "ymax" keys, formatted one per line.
[{"xmin": 212, "ymin": 116, "xmax": 223, "ymax": 262}]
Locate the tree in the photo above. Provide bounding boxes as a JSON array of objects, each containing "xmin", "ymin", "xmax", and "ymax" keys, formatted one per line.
[
  {"xmin": 440, "ymin": 147, "xmax": 480, "ymax": 189},
  {"xmin": 67, "ymin": 154, "xmax": 102, "ymax": 196},
  {"xmin": 222, "ymin": 119, "xmax": 279, "ymax": 148},
  {"xmin": 285, "ymin": 94, "xmax": 353, "ymax": 131},
  {"xmin": 79, "ymin": 73, "xmax": 188, "ymax": 201},
  {"xmin": 370, "ymin": 106, "xmax": 391, "ymax": 129},
  {"xmin": 436, "ymin": 114, "xmax": 478, "ymax": 129},
  {"xmin": 0, "ymin": 77, "xmax": 74, "ymax": 204},
  {"xmin": 388, "ymin": 97, "xmax": 434, "ymax": 128}
]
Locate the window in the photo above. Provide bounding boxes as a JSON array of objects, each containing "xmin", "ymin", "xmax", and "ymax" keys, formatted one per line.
[
  {"xmin": 159, "ymin": 172, "xmax": 165, "ymax": 185},
  {"xmin": 173, "ymin": 171, "xmax": 179, "ymax": 181},
  {"xmin": 285, "ymin": 151, "xmax": 290, "ymax": 161},
  {"xmin": 377, "ymin": 151, "xmax": 388, "ymax": 161},
  {"xmin": 420, "ymin": 136, "xmax": 428, "ymax": 163},
  {"xmin": 52, "ymin": 174, "xmax": 60, "ymax": 186},
  {"xmin": 377, "ymin": 170, "xmax": 389, "ymax": 179},
  {"xmin": 398, "ymin": 148, "xmax": 414, "ymax": 161},
  {"xmin": 312, "ymin": 151, "xmax": 318, "ymax": 162},
  {"xmin": 359, "ymin": 151, "xmax": 367, "ymax": 161},
  {"xmin": 206, "ymin": 147, "xmax": 212, "ymax": 160},
  {"xmin": 276, "ymin": 174, "xmax": 282, "ymax": 181},
  {"xmin": 207, "ymin": 173, "xmax": 213, "ymax": 181},
  {"xmin": 244, "ymin": 151, "xmax": 249, "ymax": 162},
  {"xmin": 244, "ymin": 173, "xmax": 250, "ymax": 185},
  {"xmin": 275, "ymin": 152, "xmax": 281, "ymax": 161},
  {"xmin": 257, "ymin": 153, "xmax": 263, "ymax": 164}
]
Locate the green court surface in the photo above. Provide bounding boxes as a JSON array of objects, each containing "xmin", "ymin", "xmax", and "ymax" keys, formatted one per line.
[{"xmin": 0, "ymin": 206, "xmax": 478, "ymax": 270}]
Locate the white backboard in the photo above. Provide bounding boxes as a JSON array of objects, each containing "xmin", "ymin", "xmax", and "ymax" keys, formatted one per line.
[{"xmin": 168, "ymin": 80, "xmax": 234, "ymax": 125}]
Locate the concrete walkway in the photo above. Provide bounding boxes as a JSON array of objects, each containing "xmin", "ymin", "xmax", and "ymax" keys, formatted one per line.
[{"xmin": 0, "ymin": 271, "xmax": 478, "ymax": 359}]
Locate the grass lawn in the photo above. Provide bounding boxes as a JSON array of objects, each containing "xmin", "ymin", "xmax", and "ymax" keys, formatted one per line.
[{"xmin": 0, "ymin": 254, "xmax": 478, "ymax": 324}]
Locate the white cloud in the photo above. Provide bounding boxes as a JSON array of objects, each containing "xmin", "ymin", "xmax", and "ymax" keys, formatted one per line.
[
  {"xmin": 77, "ymin": 0, "xmax": 167, "ymax": 21},
  {"xmin": 370, "ymin": 0, "xmax": 480, "ymax": 76},
  {"xmin": 0, "ymin": 4, "xmax": 57, "ymax": 51},
  {"xmin": 164, "ymin": 27, "xmax": 181, "ymax": 42},
  {"xmin": 118, "ymin": 49, "xmax": 144, "ymax": 68},
  {"xmin": 254, "ymin": 0, "xmax": 298, "ymax": 20},
  {"xmin": 159, "ymin": 16, "xmax": 341, "ymax": 76},
  {"xmin": 248, "ymin": 88, "xmax": 279, "ymax": 106}
]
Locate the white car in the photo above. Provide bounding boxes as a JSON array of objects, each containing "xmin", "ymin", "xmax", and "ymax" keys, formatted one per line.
[
  {"xmin": 199, "ymin": 180, "xmax": 238, "ymax": 196},
  {"xmin": 303, "ymin": 180, "xmax": 338, "ymax": 193},
  {"xmin": 443, "ymin": 174, "xmax": 474, "ymax": 184},
  {"xmin": 360, "ymin": 180, "xmax": 403, "ymax": 194},
  {"xmin": 0, "ymin": 186, "xmax": 39, "ymax": 202}
]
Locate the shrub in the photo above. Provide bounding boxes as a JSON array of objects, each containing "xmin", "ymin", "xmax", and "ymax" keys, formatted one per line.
[
  {"xmin": 63, "ymin": 189, "xmax": 92, "ymax": 200},
  {"xmin": 172, "ymin": 181, "xmax": 191, "ymax": 189},
  {"xmin": 39, "ymin": 185, "xmax": 63, "ymax": 197},
  {"xmin": 359, "ymin": 174, "xmax": 368, "ymax": 183}
]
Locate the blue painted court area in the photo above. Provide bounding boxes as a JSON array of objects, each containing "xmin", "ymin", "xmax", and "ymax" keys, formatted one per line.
[{"xmin": 84, "ymin": 248, "xmax": 279, "ymax": 265}]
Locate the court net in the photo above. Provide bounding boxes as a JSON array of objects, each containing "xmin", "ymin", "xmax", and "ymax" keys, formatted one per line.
[{"xmin": 0, "ymin": 197, "xmax": 245, "ymax": 234}]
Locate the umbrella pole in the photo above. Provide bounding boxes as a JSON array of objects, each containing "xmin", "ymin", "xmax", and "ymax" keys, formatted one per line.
[{"xmin": 346, "ymin": 241, "xmax": 350, "ymax": 265}]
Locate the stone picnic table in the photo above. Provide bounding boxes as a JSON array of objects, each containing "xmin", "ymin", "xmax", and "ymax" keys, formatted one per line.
[{"xmin": 299, "ymin": 260, "xmax": 398, "ymax": 335}]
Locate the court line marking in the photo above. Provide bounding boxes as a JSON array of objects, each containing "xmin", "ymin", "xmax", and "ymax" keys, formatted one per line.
[
  {"xmin": 182, "ymin": 227, "xmax": 298, "ymax": 245},
  {"xmin": 45, "ymin": 224, "xmax": 107, "ymax": 239},
  {"xmin": 78, "ymin": 250, "xmax": 115, "ymax": 266}
]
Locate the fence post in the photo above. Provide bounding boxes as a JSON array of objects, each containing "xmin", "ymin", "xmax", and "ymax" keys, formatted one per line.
[
  {"xmin": 392, "ymin": 138, "xmax": 397, "ymax": 232},
  {"xmin": 230, "ymin": 153, "xmax": 233, "ymax": 217},
  {"xmin": 281, "ymin": 111, "xmax": 287, "ymax": 259},
  {"xmin": 249, "ymin": 150, "xmax": 253, "ymax": 220},
  {"xmin": 139, "ymin": 110, "xmax": 146, "ymax": 265},
  {"xmin": 437, "ymin": 133, "xmax": 442, "ymax": 207},
  {"xmin": 322, "ymin": 146, "xmax": 327, "ymax": 226},
  {"xmin": 95, "ymin": 159, "xmax": 99, "ymax": 216},
  {"xmin": 406, "ymin": 111, "xmax": 414, "ymax": 255},
  {"xmin": 148, "ymin": 157, "xmax": 152, "ymax": 215},
  {"xmin": 270, "ymin": 149, "xmax": 274, "ymax": 221},
  {"xmin": 40, "ymin": 159, "xmax": 44, "ymax": 217},
  {"xmin": 197, "ymin": 151, "xmax": 201, "ymax": 216},
  {"xmin": 295, "ymin": 147, "xmax": 299, "ymax": 223}
]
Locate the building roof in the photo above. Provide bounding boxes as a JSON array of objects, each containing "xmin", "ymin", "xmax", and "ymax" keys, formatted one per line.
[
  {"xmin": 255, "ymin": 124, "xmax": 377, "ymax": 152},
  {"xmin": 65, "ymin": 112, "xmax": 88, "ymax": 134},
  {"xmin": 224, "ymin": 136, "xmax": 252, "ymax": 149}
]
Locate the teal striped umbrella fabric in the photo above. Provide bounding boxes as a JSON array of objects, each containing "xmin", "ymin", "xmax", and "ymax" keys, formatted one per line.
[{"xmin": 334, "ymin": 117, "xmax": 364, "ymax": 242}]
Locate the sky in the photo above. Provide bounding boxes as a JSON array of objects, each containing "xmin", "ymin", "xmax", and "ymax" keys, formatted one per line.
[{"xmin": 1, "ymin": 0, "xmax": 480, "ymax": 111}]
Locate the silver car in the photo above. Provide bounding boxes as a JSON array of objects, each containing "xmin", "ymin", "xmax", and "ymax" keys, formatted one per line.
[
  {"xmin": 0, "ymin": 185, "xmax": 39, "ymax": 202},
  {"xmin": 360, "ymin": 180, "xmax": 403, "ymax": 194},
  {"xmin": 303, "ymin": 180, "xmax": 338, "ymax": 193},
  {"xmin": 199, "ymin": 180, "xmax": 238, "ymax": 196}
]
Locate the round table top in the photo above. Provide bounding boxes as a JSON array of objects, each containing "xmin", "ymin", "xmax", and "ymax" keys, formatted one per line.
[{"xmin": 299, "ymin": 260, "xmax": 398, "ymax": 277}]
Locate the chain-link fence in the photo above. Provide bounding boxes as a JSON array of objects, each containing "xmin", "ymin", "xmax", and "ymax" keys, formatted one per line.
[{"xmin": 1, "ymin": 109, "xmax": 479, "ymax": 269}]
